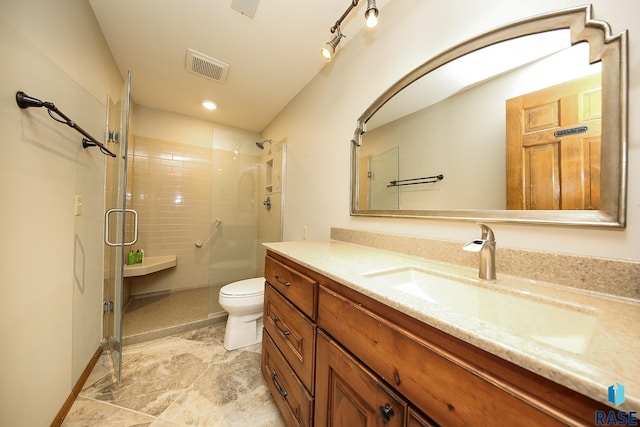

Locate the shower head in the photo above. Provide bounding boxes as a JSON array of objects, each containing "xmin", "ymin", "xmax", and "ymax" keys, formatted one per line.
[{"xmin": 255, "ymin": 139, "xmax": 272, "ymax": 149}]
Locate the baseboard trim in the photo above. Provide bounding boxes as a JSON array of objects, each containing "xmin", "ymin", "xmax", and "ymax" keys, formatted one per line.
[{"xmin": 50, "ymin": 346, "xmax": 103, "ymax": 427}]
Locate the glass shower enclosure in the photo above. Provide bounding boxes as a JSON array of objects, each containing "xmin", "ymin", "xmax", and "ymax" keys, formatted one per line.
[
  {"xmin": 103, "ymin": 72, "xmax": 132, "ymax": 381},
  {"xmin": 207, "ymin": 137, "xmax": 285, "ymax": 315}
]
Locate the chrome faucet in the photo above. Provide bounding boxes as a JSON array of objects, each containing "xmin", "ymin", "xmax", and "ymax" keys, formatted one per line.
[{"xmin": 463, "ymin": 223, "xmax": 496, "ymax": 280}]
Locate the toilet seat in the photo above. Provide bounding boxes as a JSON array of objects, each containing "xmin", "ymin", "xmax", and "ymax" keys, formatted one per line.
[{"xmin": 219, "ymin": 277, "xmax": 265, "ymax": 298}]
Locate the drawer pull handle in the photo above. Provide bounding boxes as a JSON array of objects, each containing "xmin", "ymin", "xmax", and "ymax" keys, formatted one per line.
[
  {"xmin": 274, "ymin": 274, "xmax": 291, "ymax": 287},
  {"xmin": 393, "ymin": 369, "xmax": 401, "ymax": 386},
  {"xmin": 379, "ymin": 403, "xmax": 394, "ymax": 423},
  {"xmin": 271, "ymin": 371, "xmax": 288, "ymax": 397},
  {"xmin": 273, "ymin": 316, "xmax": 291, "ymax": 336}
]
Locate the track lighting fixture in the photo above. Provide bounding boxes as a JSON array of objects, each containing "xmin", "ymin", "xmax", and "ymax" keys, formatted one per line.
[
  {"xmin": 320, "ymin": 0, "xmax": 380, "ymax": 61},
  {"xmin": 365, "ymin": 0, "xmax": 379, "ymax": 28},
  {"xmin": 321, "ymin": 28, "xmax": 345, "ymax": 62}
]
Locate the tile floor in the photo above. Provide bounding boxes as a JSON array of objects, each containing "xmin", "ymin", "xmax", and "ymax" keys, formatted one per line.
[{"xmin": 62, "ymin": 323, "xmax": 285, "ymax": 426}]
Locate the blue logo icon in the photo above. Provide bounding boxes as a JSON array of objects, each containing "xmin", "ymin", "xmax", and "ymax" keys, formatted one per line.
[
  {"xmin": 608, "ymin": 382, "xmax": 625, "ymax": 407},
  {"xmin": 595, "ymin": 382, "xmax": 637, "ymax": 425}
]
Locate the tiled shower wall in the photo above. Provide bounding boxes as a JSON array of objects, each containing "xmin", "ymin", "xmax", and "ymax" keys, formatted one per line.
[
  {"xmin": 124, "ymin": 136, "xmax": 261, "ymax": 297},
  {"xmin": 126, "ymin": 136, "xmax": 213, "ymax": 295}
]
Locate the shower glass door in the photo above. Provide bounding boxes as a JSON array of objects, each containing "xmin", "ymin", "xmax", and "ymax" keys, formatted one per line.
[
  {"xmin": 206, "ymin": 137, "xmax": 285, "ymax": 315},
  {"xmin": 103, "ymin": 72, "xmax": 131, "ymax": 381},
  {"xmin": 369, "ymin": 146, "xmax": 399, "ymax": 210}
]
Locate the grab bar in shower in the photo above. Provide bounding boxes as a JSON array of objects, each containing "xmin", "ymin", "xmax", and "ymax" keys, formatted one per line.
[
  {"xmin": 195, "ymin": 219, "xmax": 222, "ymax": 248},
  {"xmin": 15, "ymin": 91, "xmax": 117, "ymax": 157}
]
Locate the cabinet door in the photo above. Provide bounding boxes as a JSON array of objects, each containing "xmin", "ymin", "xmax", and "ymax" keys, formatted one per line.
[{"xmin": 315, "ymin": 331, "xmax": 406, "ymax": 427}]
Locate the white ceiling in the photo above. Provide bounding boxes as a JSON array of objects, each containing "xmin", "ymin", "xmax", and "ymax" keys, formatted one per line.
[{"xmin": 89, "ymin": 0, "xmax": 388, "ymax": 133}]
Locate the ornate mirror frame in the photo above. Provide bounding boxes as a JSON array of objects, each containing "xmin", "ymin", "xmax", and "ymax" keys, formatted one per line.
[{"xmin": 351, "ymin": 5, "xmax": 628, "ymax": 227}]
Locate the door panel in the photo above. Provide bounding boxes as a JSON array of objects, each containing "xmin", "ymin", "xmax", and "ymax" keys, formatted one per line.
[
  {"xmin": 507, "ymin": 74, "xmax": 601, "ymax": 210},
  {"xmin": 315, "ymin": 331, "xmax": 406, "ymax": 427},
  {"xmin": 103, "ymin": 71, "xmax": 131, "ymax": 381},
  {"xmin": 525, "ymin": 143, "xmax": 560, "ymax": 209}
]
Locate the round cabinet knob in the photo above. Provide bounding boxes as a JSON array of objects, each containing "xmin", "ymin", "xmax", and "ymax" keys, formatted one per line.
[{"xmin": 379, "ymin": 403, "xmax": 394, "ymax": 422}]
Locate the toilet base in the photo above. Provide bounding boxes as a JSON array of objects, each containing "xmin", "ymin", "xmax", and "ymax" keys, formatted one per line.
[{"xmin": 223, "ymin": 313, "xmax": 264, "ymax": 351}]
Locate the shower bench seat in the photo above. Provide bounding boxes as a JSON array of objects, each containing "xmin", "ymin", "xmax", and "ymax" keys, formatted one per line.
[{"xmin": 123, "ymin": 255, "xmax": 177, "ymax": 277}]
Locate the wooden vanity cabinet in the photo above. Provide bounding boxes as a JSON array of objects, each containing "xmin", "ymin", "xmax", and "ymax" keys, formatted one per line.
[
  {"xmin": 261, "ymin": 253, "xmax": 319, "ymax": 427},
  {"xmin": 317, "ymin": 281, "xmax": 613, "ymax": 427},
  {"xmin": 262, "ymin": 252, "xmax": 613, "ymax": 426}
]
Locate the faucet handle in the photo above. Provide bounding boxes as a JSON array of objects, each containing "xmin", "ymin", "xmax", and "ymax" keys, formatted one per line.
[{"xmin": 478, "ymin": 223, "xmax": 495, "ymax": 242}]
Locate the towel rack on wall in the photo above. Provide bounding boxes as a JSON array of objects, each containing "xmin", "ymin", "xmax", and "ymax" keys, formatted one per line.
[
  {"xmin": 15, "ymin": 91, "xmax": 116, "ymax": 158},
  {"xmin": 195, "ymin": 219, "xmax": 222, "ymax": 248},
  {"xmin": 388, "ymin": 174, "xmax": 444, "ymax": 187}
]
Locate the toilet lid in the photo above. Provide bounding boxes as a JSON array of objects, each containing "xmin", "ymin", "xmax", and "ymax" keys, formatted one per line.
[{"xmin": 220, "ymin": 277, "xmax": 265, "ymax": 297}]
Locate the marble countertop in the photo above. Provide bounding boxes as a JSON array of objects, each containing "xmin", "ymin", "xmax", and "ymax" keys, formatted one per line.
[{"xmin": 264, "ymin": 240, "xmax": 640, "ymax": 411}]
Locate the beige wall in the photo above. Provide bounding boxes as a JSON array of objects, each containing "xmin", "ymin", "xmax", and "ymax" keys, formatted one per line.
[
  {"xmin": 0, "ymin": 1, "xmax": 122, "ymax": 426},
  {"xmin": 1, "ymin": 1, "xmax": 636, "ymax": 426},
  {"xmin": 263, "ymin": 0, "xmax": 640, "ymax": 263}
]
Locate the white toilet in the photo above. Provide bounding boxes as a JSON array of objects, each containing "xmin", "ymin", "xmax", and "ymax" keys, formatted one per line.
[{"xmin": 218, "ymin": 277, "xmax": 266, "ymax": 350}]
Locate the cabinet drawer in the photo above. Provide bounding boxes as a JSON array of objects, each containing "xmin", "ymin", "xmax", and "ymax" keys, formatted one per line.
[
  {"xmin": 262, "ymin": 331, "xmax": 313, "ymax": 427},
  {"xmin": 265, "ymin": 255, "xmax": 318, "ymax": 319},
  {"xmin": 318, "ymin": 286, "xmax": 566, "ymax": 427},
  {"xmin": 264, "ymin": 284, "xmax": 316, "ymax": 392}
]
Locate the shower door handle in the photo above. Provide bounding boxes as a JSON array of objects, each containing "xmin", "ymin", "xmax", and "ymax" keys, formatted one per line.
[{"xmin": 104, "ymin": 208, "xmax": 139, "ymax": 247}]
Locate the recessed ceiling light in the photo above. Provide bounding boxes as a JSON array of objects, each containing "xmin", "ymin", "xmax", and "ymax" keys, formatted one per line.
[{"xmin": 202, "ymin": 100, "xmax": 217, "ymax": 110}]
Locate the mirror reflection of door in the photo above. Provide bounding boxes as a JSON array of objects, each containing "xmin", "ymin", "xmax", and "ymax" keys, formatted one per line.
[
  {"xmin": 364, "ymin": 147, "xmax": 399, "ymax": 210},
  {"xmin": 358, "ymin": 154, "xmax": 371, "ymax": 209},
  {"xmin": 506, "ymin": 73, "xmax": 601, "ymax": 210}
]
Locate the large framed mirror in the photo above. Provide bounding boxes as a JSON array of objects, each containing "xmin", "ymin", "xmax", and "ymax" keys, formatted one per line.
[{"xmin": 351, "ymin": 5, "xmax": 627, "ymax": 227}]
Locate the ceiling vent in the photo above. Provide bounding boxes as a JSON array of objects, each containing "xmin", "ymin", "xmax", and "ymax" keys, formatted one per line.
[
  {"xmin": 186, "ymin": 48, "xmax": 230, "ymax": 83},
  {"xmin": 231, "ymin": 0, "xmax": 260, "ymax": 18}
]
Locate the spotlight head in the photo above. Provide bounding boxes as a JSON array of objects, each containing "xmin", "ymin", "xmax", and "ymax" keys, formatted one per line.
[
  {"xmin": 365, "ymin": 0, "xmax": 378, "ymax": 27},
  {"xmin": 321, "ymin": 31, "xmax": 345, "ymax": 62}
]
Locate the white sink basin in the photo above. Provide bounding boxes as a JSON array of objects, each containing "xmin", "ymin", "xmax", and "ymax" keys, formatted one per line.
[{"xmin": 362, "ymin": 266, "xmax": 596, "ymax": 354}]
